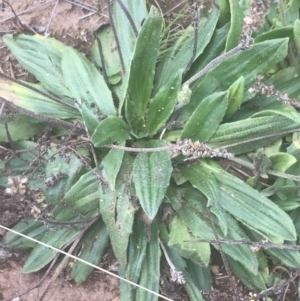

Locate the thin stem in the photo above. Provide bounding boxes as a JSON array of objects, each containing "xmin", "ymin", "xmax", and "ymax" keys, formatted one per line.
[
  {"xmin": 106, "ymin": 143, "xmax": 173, "ymax": 153},
  {"xmin": 116, "ymin": 0, "xmax": 138, "ymax": 37},
  {"xmin": 206, "ymin": 207, "xmax": 232, "ymax": 278},
  {"xmin": 2, "ymin": 1, "xmax": 37, "ymax": 34},
  {"xmin": 45, "ymin": 0, "xmax": 59, "ymax": 35},
  {"xmin": 184, "ymin": 44, "xmax": 243, "ymax": 86},
  {"xmin": 189, "ymin": 238, "xmax": 300, "ymax": 250},
  {"xmin": 94, "ymin": 29, "xmax": 109, "ymax": 84},
  {"xmin": 218, "ymin": 128, "xmax": 300, "ymax": 150},
  {"xmin": 1, "ymin": 97, "xmax": 80, "ymax": 132}
]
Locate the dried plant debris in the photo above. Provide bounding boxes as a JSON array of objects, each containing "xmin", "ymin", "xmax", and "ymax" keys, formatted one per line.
[
  {"xmin": 174, "ymin": 139, "xmax": 234, "ymax": 160},
  {"xmin": 249, "ymin": 76, "xmax": 300, "ymax": 108}
]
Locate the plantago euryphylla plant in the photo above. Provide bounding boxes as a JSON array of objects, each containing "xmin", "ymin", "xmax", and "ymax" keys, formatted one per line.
[{"xmin": 1, "ymin": 0, "xmax": 300, "ymax": 300}]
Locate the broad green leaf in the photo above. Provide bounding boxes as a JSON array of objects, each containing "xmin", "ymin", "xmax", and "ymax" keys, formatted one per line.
[
  {"xmin": 23, "ymin": 228, "xmax": 79, "ymax": 273},
  {"xmin": 179, "ymin": 38, "xmax": 289, "ymax": 122},
  {"xmin": 155, "ymin": 7, "xmax": 219, "ymax": 92},
  {"xmin": 113, "ymin": 0, "xmax": 147, "ymax": 73},
  {"xmin": 255, "ymin": 26, "xmax": 294, "ymax": 43},
  {"xmin": 169, "ymin": 216, "xmax": 210, "ymax": 266},
  {"xmin": 71, "ymin": 219, "xmax": 109, "ymax": 284},
  {"xmin": 251, "ymin": 101, "xmax": 300, "ymax": 123},
  {"xmin": 91, "ymin": 117, "xmax": 131, "ymax": 147},
  {"xmin": 250, "ymin": 231, "xmax": 300, "ymax": 269},
  {"xmin": 146, "ymin": 74, "xmax": 181, "ymax": 135},
  {"xmin": 91, "ymin": 24, "xmax": 121, "ymax": 85},
  {"xmin": 218, "ymin": 0, "xmax": 230, "ymax": 27},
  {"xmin": 44, "ymin": 147, "xmax": 88, "ymax": 204},
  {"xmin": 227, "ymin": 257, "xmax": 266, "ymax": 290},
  {"xmin": 0, "ymin": 141, "xmax": 46, "ymax": 189},
  {"xmin": 99, "ymin": 153, "xmax": 135, "ymax": 266},
  {"xmin": 61, "ymin": 47, "xmax": 116, "ymax": 116},
  {"xmin": 158, "ymin": 221, "xmax": 205, "ymax": 301},
  {"xmin": 269, "ymin": 153, "xmax": 297, "ymax": 172},
  {"xmin": 99, "ymin": 183, "xmax": 134, "ymax": 266},
  {"xmin": 0, "ymin": 115, "xmax": 46, "ymax": 142},
  {"xmin": 3, "ymin": 34, "xmax": 70, "ymax": 98},
  {"xmin": 266, "ymin": 247, "xmax": 300, "ymax": 269},
  {"xmin": 124, "ymin": 6, "xmax": 162, "ymax": 132},
  {"xmin": 180, "ymin": 165, "xmax": 220, "ymax": 206},
  {"xmin": 170, "ymin": 186, "xmax": 258, "ymax": 274},
  {"xmin": 136, "ymin": 222, "xmax": 161, "ymax": 301},
  {"xmin": 225, "ymin": 0, "xmax": 244, "ymax": 51},
  {"xmin": 181, "ymin": 91, "xmax": 228, "ymax": 141},
  {"xmin": 224, "ymin": 76, "xmax": 244, "ymax": 119},
  {"xmin": 186, "ymin": 260, "xmax": 212, "ymax": 291},
  {"xmin": 203, "ymin": 161, "xmax": 297, "ymax": 241},
  {"xmin": 102, "ymin": 148, "xmax": 125, "ymax": 189},
  {"xmin": 52, "ymin": 169, "xmax": 100, "ymax": 221},
  {"xmin": 179, "ymin": 164, "xmax": 227, "ymax": 236},
  {"xmin": 5, "ymin": 218, "xmax": 47, "ymax": 250},
  {"xmin": 126, "ymin": 217, "xmax": 148, "ymax": 283},
  {"xmin": 120, "ymin": 266, "xmax": 135, "ymax": 301},
  {"xmin": 81, "ymin": 103, "xmax": 101, "ymax": 134},
  {"xmin": 188, "ymin": 23, "xmax": 230, "ymax": 76},
  {"xmin": 0, "ymin": 76, "xmax": 79, "ymax": 119},
  {"xmin": 294, "ymin": 19, "xmax": 300, "ymax": 49},
  {"xmin": 209, "ymin": 114, "xmax": 300, "ymax": 154},
  {"xmin": 132, "ymin": 141, "xmax": 172, "ymax": 220}
]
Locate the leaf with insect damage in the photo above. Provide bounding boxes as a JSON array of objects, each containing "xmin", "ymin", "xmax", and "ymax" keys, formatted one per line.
[
  {"xmin": 71, "ymin": 219, "xmax": 109, "ymax": 284},
  {"xmin": 61, "ymin": 46, "xmax": 116, "ymax": 117},
  {"xmin": 132, "ymin": 141, "xmax": 172, "ymax": 220}
]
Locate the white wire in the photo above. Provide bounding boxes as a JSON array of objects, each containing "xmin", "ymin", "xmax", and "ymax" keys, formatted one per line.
[{"xmin": 0, "ymin": 224, "xmax": 174, "ymax": 301}]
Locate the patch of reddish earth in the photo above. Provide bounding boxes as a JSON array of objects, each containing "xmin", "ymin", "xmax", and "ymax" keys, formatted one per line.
[{"xmin": 0, "ymin": 252, "xmax": 119, "ymax": 301}]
